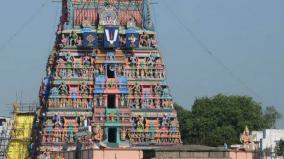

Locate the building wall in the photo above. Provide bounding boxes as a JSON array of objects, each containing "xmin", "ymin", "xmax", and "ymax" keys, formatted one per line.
[{"xmin": 252, "ymin": 129, "xmax": 284, "ymax": 152}]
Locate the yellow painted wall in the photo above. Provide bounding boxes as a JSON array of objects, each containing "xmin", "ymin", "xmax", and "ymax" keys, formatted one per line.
[{"xmin": 6, "ymin": 114, "xmax": 34, "ymax": 159}]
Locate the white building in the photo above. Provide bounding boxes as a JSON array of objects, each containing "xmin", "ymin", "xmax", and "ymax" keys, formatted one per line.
[
  {"xmin": 0, "ymin": 116, "xmax": 12, "ymax": 159},
  {"xmin": 252, "ymin": 129, "xmax": 284, "ymax": 153}
]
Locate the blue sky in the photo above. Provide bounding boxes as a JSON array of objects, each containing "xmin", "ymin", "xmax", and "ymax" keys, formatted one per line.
[{"xmin": 0, "ymin": 0, "xmax": 283, "ymax": 128}]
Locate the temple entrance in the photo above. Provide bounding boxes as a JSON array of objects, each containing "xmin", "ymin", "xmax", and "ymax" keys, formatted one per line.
[
  {"xmin": 107, "ymin": 65, "xmax": 115, "ymax": 78},
  {"xmin": 108, "ymin": 128, "xmax": 117, "ymax": 143},
  {"xmin": 107, "ymin": 95, "xmax": 116, "ymax": 108}
]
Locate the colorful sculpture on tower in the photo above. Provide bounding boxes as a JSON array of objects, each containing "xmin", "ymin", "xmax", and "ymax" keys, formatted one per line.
[{"xmin": 37, "ymin": 0, "xmax": 181, "ymax": 154}]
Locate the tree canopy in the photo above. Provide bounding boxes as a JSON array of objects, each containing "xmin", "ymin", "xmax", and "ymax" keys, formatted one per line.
[{"xmin": 175, "ymin": 94, "xmax": 282, "ymax": 146}]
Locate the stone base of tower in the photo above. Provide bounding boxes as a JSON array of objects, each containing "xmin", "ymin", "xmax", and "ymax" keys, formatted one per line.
[{"xmin": 47, "ymin": 145, "xmax": 253, "ymax": 159}]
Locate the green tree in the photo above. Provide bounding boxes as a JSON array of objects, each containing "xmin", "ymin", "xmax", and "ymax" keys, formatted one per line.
[
  {"xmin": 175, "ymin": 94, "xmax": 282, "ymax": 146},
  {"xmin": 263, "ymin": 106, "xmax": 282, "ymax": 128},
  {"xmin": 275, "ymin": 139, "xmax": 284, "ymax": 156},
  {"xmin": 174, "ymin": 103, "xmax": 192, "ymax": 144}
]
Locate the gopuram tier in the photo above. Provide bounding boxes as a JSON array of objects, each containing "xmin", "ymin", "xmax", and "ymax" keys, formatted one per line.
[{"xmin": 38, "ymin": 0, "xmax": 182, "ymax": 153}]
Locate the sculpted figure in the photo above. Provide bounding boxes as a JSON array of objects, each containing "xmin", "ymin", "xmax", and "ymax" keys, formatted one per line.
[
  {"xmin": 57, "ymin": 58, "xmax": 65, "ymax": 68},
  {"xmin": 120, "ymin": 96, "xmax": 126, "ymax": 107},
  {"xmin": 98, "ymin": 65, "xmax": 104, "ymax": 75},
  {"xmin": 98, "ymin": 95, "xmax": 104, "ymax": 107},
  {"xmin": 139, "ymin": 32, "xmax": 149, "ymax": 47},
  {"xmin": 121, "ymin": 128, "xmax": 127, "ymax": 141},
  {"xmin": 82, "ymin": 16, "xmax": 91, "ymax": 28},
  {"xmin": 51, "ymin": 87, "xmax": 59, "ymax": 96},
  {"xmin": 119, "ymin": 35, "xmax": 126, "ymax": 46},
  {"xmin": 80, "ymin": 81, "xmax": 89, "ymax": 95},
  {"xmin": 240, "ymin": 126, "xmax": 252, "ymax": 144},
  {"xmin": 61, "ymin": 34, "xmax": 68, "ymax": 46},
  {"xmin": 65, "ymin": 54, "xmax": 73, "ymax": 67},
  {"xmin": 59, "ymin": 82, "xmax": 68, "ymax": 95},
  {"xmin": 59, "ymin": 69, "xmax": 66, "ymax": 79},
  {"xmin": 137, "ymin": 115, "xmax": 144, "ymax": 131},
  {"xmin": 93, "ymin": 67, "xmax": 99, "ymax": 77},
  {"xmin": 161, "ymin": 114, "xmax": 169, "ymax": 130},
  {"xmin": 12, "ymin": 101, "xmax": 20, "ymax": 113},
  {"xmin": 150, "ymin": 36, "xmax": 157, "ymax": 48},
  {"xmin": 163, "ymin": 87, "xmax": 170, "ymax": 97},
  {"xmin": 93, "ymin": 125, "xmax": 104, "ymax": 142},
  {"xmin": 70, "ymin": 31, "xmax": 78, "ymax": 46},
  {"xmin": 83, "ymin": 56, "xmax": 91, "ymax": 66},
  {"xmin": 77, "ymin": 36, "xmax": 82, "ymax": 46}
]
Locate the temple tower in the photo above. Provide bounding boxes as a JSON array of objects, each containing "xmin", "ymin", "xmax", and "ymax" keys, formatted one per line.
[{"xmin": 38, "ymin": 0, "xmax": 181, "ymax": 153}]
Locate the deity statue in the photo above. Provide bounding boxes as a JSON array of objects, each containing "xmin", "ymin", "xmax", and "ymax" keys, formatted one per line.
[
  {"xmin": 93, "ymin": 67, "xmax": 99, "ymax": 77},
  {"xmin": 163, "ymin": 87, "xmax": 170, "ymax": 97},
  {"xmin": 70, "ymin": 31, "xmax": 78, "ymax": 46},
  {"xmin": 121, "ymin": 128, "xmax": 127, "ymax": 141},
  {"xmin": 65, "ymin": 54, "xmax": 73, "ymax": 67},
  {"xmin": 59, "ymin": 69, "xmax": 67, "ymax": 79},
  {"xmin": 136, "ymin": 115, "xmax": 144, "ymax": 132},
  {"xmin": 161, "ymin": 114, "xmax": 169, "ymax": 130},
  {"xmin": 119, "ymin": 35, "xmax": 126, "ymax": 46},
  {"xmin": 150, "ymin": 36, "xmax": 157, "ymax": 48},
  {"xmin": 80, "ymin": 81, "xmax": 89, "ymax": 96},
  {"xmin": 170, "ymin": 118, "xmax": 178, "ymax": 132},
  {"xmin": 130, "ymin": 56, "xmax": 137, "ymax": 65},
  {"xmin": 98, "ymin": 65, "xmax": 105, "ymax": 75},
  {"xmin": 82, "ymin": 16, "xmax": 91, "ymax": 28},
  {"xmin": 127, "ymin": 17, "xmax": 137, "ymax": 28},
  {"xmin": 139, "ymin": 32, "xmax": 149, "ymax": 48},
  {"xmin": 83, "ymin": 56, "xmax": 91, "ymax": 66},
  {"xmin": 59, "ymin": 82, "xmax": 68, "ymax": 96},
  {"xmin": 133, "ymin": 83, "xmax": 141, "ymax": 96},
  {"xmin": 154, "ymin": 83, "xmax": 163, "ymax": 96},
  {"xmin": 147, "ymin": 55, "xmax": 155, "ymax": 68},
  {"xmin": 50, "ymin": 87, "xmax": 59, "ymax": 97},
  {"xmin": 240, "ymin": 126, "xmax": 255, "ymax": 150},
  {"xmin": 53, "ymin": 113, "xmax": 62, "ymax": 127},
  {"xmin": 61, "ymin": 34, "xmax": 68, "ymax": 47},
  {"xmin": 93, "ymin": 125, "xmax": 104, "ymax": 142},
  {"xmin": 134, "ymin": 98, "xmax": 140, "ymax": 109},
  {"xmin": 77, "ymin": 36, "xmax": 82, "ymax": 46},
  {"xmin": 12, "ymin": 101, "xmax": 20, "ymax": 113},
  {"xmin": 108, "ymin": 111, "xmax": 116, "ymax": 121},
  {"xmin": 98, "ymin": 95, "xmax": 104, "ymax": 107},
  {"xmin": 56, "ymin": 58, "xmax": 65, "ymax": 68},
  {"xmin": 116, "ymin": 65, "xmax": 123, "ymax": 76},
  {"xmin": 128, "ymin": 34, "xmax": 137, "ymax": 48},
  {"xmin": 120, "ymin": 95, "xmax": 126, "ymax": 107}
]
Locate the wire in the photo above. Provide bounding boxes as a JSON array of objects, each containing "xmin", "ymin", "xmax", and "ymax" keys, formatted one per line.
[
  {"xmin": 161, "ymin": 0, "xmax": 264, "ymax": 102},
  {"xmin": 0, "ymin": 0, "xmax": 50, "ymax": 53}
]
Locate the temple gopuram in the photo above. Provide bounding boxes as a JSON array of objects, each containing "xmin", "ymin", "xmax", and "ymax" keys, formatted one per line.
[{"xmin": 36, "ymin": 0, "xmax": 182, "ymax": 156}]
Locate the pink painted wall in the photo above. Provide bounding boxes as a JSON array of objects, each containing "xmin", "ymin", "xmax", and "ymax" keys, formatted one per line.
[
  {"xmin": 92, "ymin": 149, "xmax": 143, "ymax": 159},
  {"xmin": 229, "ymin": 151, "xmax": 253, "ymax": 159}
]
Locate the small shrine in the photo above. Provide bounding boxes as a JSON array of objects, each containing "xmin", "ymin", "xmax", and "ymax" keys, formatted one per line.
[{"xmin": 36, "ymin": 0, "xmax": 182, "ymax": 155}]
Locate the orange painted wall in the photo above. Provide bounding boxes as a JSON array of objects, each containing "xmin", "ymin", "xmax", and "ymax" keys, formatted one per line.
[
  {"xmin": 229, "ymin": 151, "xmax": 253, "ymax": 159},
  {"xmin": 92, "ymin": 149, "xmax": 143, "ymax": 159}
]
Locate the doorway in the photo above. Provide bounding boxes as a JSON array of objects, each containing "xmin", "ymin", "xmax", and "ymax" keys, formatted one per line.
[
  {"xmin": 107, "ymin": 95, "xmax": 116, "ymax": 108},
  {"xmin": 108, "ymin": 128, "xmax": 117, "ymax": 143}
]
